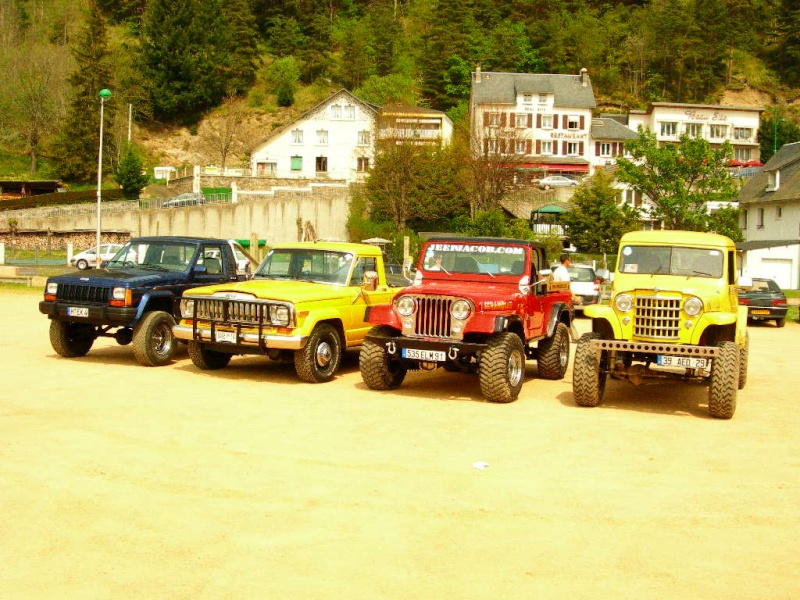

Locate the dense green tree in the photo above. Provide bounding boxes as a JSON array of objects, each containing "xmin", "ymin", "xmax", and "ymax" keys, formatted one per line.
[
  {"xmin": 114, "ymin": 145, "xmax": 149, "ymax": 199},
  {"xmin": 560, "ymin": 170, "xmax": 641, "ymax": 254},
  {"xmin": 759, "ymin": 110, "xmax": 800, "ymax": 163},
  {"xmin": 707, "ymin": 205, "xmax": 743, "ymax": 242},
  {"xmin": 615, "ymin": 129, "xmax": 738, "ymax": 231},
  {"xmin": 139, "ymin": 0, "xmax": 258, "ymax": 123},
  {"xmin": 52, "ymin": 2, "xmax": 116, "ymax": 183}
]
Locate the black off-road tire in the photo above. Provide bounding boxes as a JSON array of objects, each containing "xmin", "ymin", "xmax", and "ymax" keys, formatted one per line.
[
  {"xmin": 359, "ymin": 326, "xmax": 407, "ymax": 390},
  {"xmin": 49, "ymin": 320, "xmax": 95, "ymax": 358},
  {"xmin": 537, "ymin": 322, "xmax": 570, "ymax": 380},
  {"xmin": 573, "ymin": 332, "xmax": 607, "ymax": 407},
  {"xmin": 76, "ymin": 258, "xmax": 89, "ymax": 270},
  {"xmin": 478, "ymin": 332, "xmax": 525, "ymax": 403},
  {"xmin": 776, "ymin": 318, "xmax": 786, "ymax": 328},
  {"xmin": 132, "ymin": 311, "xmax": 177, "ymax": 367},
  {"xmin": 188, "ymin": 341, "xmax": 232, "ymax": 370},
  {"xmin": 295, "ymin": 323, "xmax": 342, "ymax": 383},
  {"xmin": 708, "ymin": 341, "xmax": 739, "ymax": 419},
  {"xmin": 738, "ymin": 332, "xmax": 749, "ymax": 390}
]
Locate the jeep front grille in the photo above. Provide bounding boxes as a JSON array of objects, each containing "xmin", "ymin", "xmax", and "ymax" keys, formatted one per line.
[
  {"xmin": 634, "ymin": 296, "xmax": 681, "ymax": 340},
  {"xmin": 191, "ymin": 298, "xmax": 292, "ymax": 326},
  {"xmin": 411, "ymin": 296, "xmax": 454, "ymax": 338},
  {"xmin": 57, "ymin": 284, "xmax": 111, "ymax": 303}
]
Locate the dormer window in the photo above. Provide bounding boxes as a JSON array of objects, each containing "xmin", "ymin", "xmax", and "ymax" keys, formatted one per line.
[{"xmin": 766, "ymin": 170, "xmax": 780, "ymax": 191}]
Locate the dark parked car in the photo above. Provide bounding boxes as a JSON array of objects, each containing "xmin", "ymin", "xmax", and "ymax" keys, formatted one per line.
[{"xmin": 738, "ymin": 277, "xmax": 788, "ymax": 327}]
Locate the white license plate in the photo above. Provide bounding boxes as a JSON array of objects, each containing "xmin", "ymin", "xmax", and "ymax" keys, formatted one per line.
[
  {"xmin": 67, "ymin": 306, "xmax": 89, "ymax": 318},
  {"xmin": 215, "ymin": 330, "xmax": 237, "ymax": 343},
  {"xmin": 402, "ymin": 348, "xmax": 446, "ymax": 361},
  {"xmin": 657, "ymin": 355, "xmax": 709, "ymax": 369}
]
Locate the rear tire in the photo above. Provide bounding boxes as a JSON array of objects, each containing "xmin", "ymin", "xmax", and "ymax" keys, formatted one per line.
[
  {"xmin": 188, "ymin": 341, "xmax": 232, "ymax": 370},
  {"xmin": 295, "ymin": 323, "xmax": 342, "ymax": 383},
  {"xmin": 708, "ymin": 341, "xmax": 738, "ymax": 419},
  {"xmin": 132, "ymin": 311, "xmax": 176, "ymax": 366},
  {"xmin": 537, "ymin": 322, "xmax": 570, "ymax": 380},
  {"xmin": 359, "ymin": 327, "xmax": 407, "ymax": 390},
  {"xmin": 776, "ymin": 318, "xmax": 785, "ymax": 328},
  {"xmin": 479, "ymin": 332, "xmax": 525, "ymax": 403},
  {"xmin": 573, "ymin": 332, "xmax": 607, "ymax": 407},
  {"xmin": 76, "ymin": 259, "xmax": 89, "ymax": 270},
  {"xmin": 49, "ymin": 320, "xmax": 95, "ymax": 358}
]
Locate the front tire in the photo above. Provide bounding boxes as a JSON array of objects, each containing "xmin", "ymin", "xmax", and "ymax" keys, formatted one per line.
[
  {"xmin": 132, "ymin": 311, "xmax": 177, "ymax": 366},
  {"xmin": 360, "ymin": 326, "xmax": 407, "ymax": 390},
  {"xmin": 49, "ymin": 320, "xmax": 95, "ymax": 358},
  {"xmin": 738, "ymin": 332, "xmax": 749, "ymax": 390},
  {"xmin": 295, "ymin": 323, "xmax": 342, "ymax": 383},
  {"xmin": 479, "ymin": 332, "xmax": 525, "ymax": 403},
  {"xmin": 708, "ymin": 341, "xmax": 738, "ymax": 419},
  {"xmin": 573, "ymin": 332, "xmax": 607, "ymax": 407},
  {"xmin": 76, "ymin": 259, "xmax": 89, "ymax": 270},
  {"xmin": 537, "ymin": 322, "xmax": 570, "ymax": 380},
  {"xmin": 188, "ymin": 341, "xmax": 232, "ymax": 370}
]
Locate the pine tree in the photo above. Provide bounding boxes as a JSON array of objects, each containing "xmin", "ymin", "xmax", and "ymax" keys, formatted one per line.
[
  {"xmin": 53, "ymin": 2, "xmax": 115, "ymax": 183},
  {"xmin": 114, "ymin": 145, "xmax": 150, "ymax": 199}
]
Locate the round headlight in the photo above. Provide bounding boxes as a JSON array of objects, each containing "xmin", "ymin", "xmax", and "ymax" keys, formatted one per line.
[
  {"xmin": 395, "ymin": 295, "xmax": 416, "ymax": 316},
  {"xmin": 180, "ymin": 299, "xmax": 194, "ymax": 318},
  {"xmin": 450, "ymin": 299, "xmax": 472, "ymax": 321},
  {"xmin": 684, "ymin": 296, "xmax": 703, "ymax": 317},
  {"xmin": 614, "ymin": 293, "xmax": 633, "ymax": 313}
]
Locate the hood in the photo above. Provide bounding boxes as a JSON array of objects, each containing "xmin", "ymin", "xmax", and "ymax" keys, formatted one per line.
[
  {"xmin": 47, "ymin": 268, "xmax": 186, "ymax": 288},
  {"xmin": 183, "ymin": 279, "xmax": 355, "ymax": 303}
]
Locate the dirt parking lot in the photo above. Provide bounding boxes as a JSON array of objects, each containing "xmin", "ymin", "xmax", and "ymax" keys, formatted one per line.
[{"xmin": 1, "ymin": 287, "xmax": 799, "ymax": 599}]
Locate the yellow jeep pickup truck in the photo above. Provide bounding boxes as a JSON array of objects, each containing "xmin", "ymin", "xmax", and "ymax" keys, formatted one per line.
[
  {"xmin": 573, "ymin": 230, "xmax": 751, "ymax": 419},
  {"xmin": 173, "ymin": 242, "xmax": 395, "ymax": 382}
]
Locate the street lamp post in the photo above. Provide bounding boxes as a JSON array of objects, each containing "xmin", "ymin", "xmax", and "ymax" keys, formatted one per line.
[{"xmin": 96, "ymin": 88, "xmax": 112, "ymax": 268}]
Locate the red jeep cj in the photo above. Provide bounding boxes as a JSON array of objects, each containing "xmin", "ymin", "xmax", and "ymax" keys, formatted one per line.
[{"xmin": 359, "ymin": 236, "xmax": 574, "ymax": 403}]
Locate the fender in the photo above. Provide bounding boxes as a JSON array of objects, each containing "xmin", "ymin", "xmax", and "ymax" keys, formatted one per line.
[
  {"xmin": 584, "ymin": 304, "xmax": 623, "ymax": 338},
  {"xmin": 136, "ymin": 290, "xmax": 177, "ymax": 321},
  {"xmin": 545, "ymin": 302, "xmax": 571, "ymax": 337}
]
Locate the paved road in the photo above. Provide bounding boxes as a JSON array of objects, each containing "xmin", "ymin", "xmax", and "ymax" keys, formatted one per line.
[{"xmin": 1, "ymin": 288, "xmax": 799, "ymax": 599}]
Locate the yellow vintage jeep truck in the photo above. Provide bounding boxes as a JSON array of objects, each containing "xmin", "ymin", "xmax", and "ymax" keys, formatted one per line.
[
  {"xmin": 573, "ymin": 230, "xmax": 750, "ymax": 419},
  {"xmin": 173, "ymin": 242, "xmax": 395, "ymax": 382}
]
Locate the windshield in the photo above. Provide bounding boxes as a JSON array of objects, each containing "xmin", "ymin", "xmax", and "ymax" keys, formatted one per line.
[
  {"xmin": 253, "ymin": 248, "xmax": 357, "ymax": 285},
  {"xmin": 619, "ymin": 245, "xmax": 723, "ymax": 278},
  {"xmin": 107, "ymin": 241, "xmax": 198, "ymax": 272},
  {"xmin": 422, "ymin": 242, "xmax": 528, "ymax": 276}
]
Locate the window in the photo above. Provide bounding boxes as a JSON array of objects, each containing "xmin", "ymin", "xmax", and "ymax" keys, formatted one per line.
[
  {"xmin": 541, "ymin": 140, "xmax": 553, "ymax": 155},
  {"xmin": 316, "ymin": 130, "xmax": 328, "ymax": 145},
  {"xmin": 767, "ymin": 170, "xmax": 779, "ymax": 191},
  {"xmin": 515, "ymin": 140, "xmax": 527, "ymax": 154},
  {"xmin": 350, "ymin": 257, "xmax": 376, "ymax": 286},
  {"xmin": 290, "ymin": 156, "xmax": 302, "ymax": 171},
  {"xmin": 660, "ymin": 122, "xmax": 678, "ymax": 136},
  {"xmin": 357, "ymin": 130, "xmax": 370, "ymax": 145},
  {"xmin": 741, "ymin": 209, "xmax": 748, "ymax": 230},
  {"xmin": 757, "ymin": 207, "xmax": 764, "ymax": 229},
  {"xmin": 776, "ymin": 206, "xmax": 782, "ymax": 220},
  {"xmin": 357, "ymin": 157, "xmax": 369, "ymax": 172},
  {"xmin": 516, "ymin": 113, "xmax": 527, "ymax": 128},
  {"xmin": 345, "ymin": 105, "xmax": 355, "ymax": 119},
  {"xmin": 709, "ymin": 124, "xmax": 727, "ymax": 138},
  {"xmin": 488, "ymin": 113, "xmax": 501, "ymax": 127},
  {"xmin": 487, "ymin": 139, "xmax": 498, "ymax": 153},
  {"xmin": 734, "ymin": 127, "xmax": 752, "ymax": 140},
  {"xmin": 734, "ymin": 147, "xmax": 752, "ymax": 162},
  {"xmin": 685, "ymin": 123, "xmax": 703, "ymax": 137},
  {"xmin": 541, "ymin": 115, "xmax": 553, "ymax": 129},
  {"xmin": 291, "ymin": 129, "xmax": 303, "ymax": 144},
  {"xmin": 538, "ymin": 94, "xmax": 547, "ymax": 104},
  {"xmin": 567, "ymin": 142, "xmax": 580, "ymax": 156},
  {"xmin": 331, "ymin": 105, "xmax": 342, "ymax": 119},
  {"xmin": 315, "ymin": 156, "xmax": 328, "ymax": 173},
  {"xmin": 599, "ymin": 143, "xmax": 612, "ymax": 157},
  {"xmin": 567, "ymin": 115, "xmax": 580, "ymax": 130},
  {"xmin": 523, "ymin": 93, "xmax": 532, "ymax": 104}
]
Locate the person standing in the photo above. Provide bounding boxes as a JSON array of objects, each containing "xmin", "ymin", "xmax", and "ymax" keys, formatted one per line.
[{"xmin": 552, "ymin": 252, "xmax": 572, "ymax": 282}]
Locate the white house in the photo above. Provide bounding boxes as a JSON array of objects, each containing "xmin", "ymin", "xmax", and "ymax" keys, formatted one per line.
[
  {"xmin": 249, "ymin": 89, "xmax": 378, "ymax": 181},
  {"xmin": 735, "ymin": 141, "xmax": 800, "ymax": 289}
]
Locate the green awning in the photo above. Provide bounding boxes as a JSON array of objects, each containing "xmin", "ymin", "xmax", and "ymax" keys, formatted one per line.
[{"xmin": 532, "ymin": 204, "xmax": 567, "ymax": 214}]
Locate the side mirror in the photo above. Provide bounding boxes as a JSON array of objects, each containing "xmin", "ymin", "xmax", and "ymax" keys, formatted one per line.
[{"xmin": 362, "ymin": 270, "xmax": 379, "ymax": 291}]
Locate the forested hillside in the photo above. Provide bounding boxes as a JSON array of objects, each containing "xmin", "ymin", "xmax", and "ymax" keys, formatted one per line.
[{"xmin": 1, "ymin": 0, "xmax": 799, "ymax": 182}]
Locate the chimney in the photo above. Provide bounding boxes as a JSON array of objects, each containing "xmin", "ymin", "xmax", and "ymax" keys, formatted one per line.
[
  {"xmin": 580, "ymin": 67, "xmax": 588, "ymax": 87},
  {"xmin": 475, "ymin": 63, "xmax": 481, "ymax": 83}
]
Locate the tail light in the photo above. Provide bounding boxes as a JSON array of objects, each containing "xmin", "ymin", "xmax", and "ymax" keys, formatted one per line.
[
  {"xmin": 773, "ymin": 299, "xmax": 787, "ymax": 306},
  {"xmin": 738, "ymin": 298, "xmax": 749, "ymax": 305}
]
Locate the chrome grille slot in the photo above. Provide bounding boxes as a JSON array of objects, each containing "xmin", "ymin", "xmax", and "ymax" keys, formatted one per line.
[
  {"xmin": 415, "ymin": 296, "xmax": 453, "ymax": 338},
  {"xmin": 192, "ymin": 298, "xmax": 290, "ymax": 326},
  {"xmin": 58, "ymin": 284, "xmax": 111, "ymax": 303},
  {"xmin": 228, "ymin": 301, "xmax": 263, "ymax": 324},
  {"xmin": 634, "ymin": 296, "xmax": 681, "ymax": 340},
  {"xmin": 194, "ymin": 299, "xmax": 225, "ymax": 320}
]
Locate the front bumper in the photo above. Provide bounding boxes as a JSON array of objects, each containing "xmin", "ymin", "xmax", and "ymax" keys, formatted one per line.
[
  {"xmin": 173, "ymin": 323, "xmax": 306, "ymax": 351},
  {"xmin": 588, "ymin": 338, "xmax": 720, "ymax": 358},
  {"xmin": 39, "ymin": 300, "xmax": 137, "ymax": 326},
  {"xmin": 364, "ymin": 331, "xmax": 488, "ymax": 361}
]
